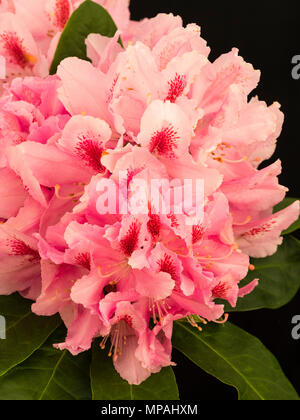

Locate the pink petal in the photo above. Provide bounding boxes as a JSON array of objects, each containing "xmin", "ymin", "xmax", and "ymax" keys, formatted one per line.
[
  {"xmin": 113, "ymin": 334, "xmax": 151, "ymax": 385},
  {"xmin": 54, "ymin": 306, "xmax": 101, "ymax": 355},
  {"xmin": 236, "ymin": 201, "xmax": 300, "ymax": 258}
]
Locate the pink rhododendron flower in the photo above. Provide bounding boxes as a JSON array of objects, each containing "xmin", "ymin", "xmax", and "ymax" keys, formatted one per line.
[{"xmin": 0, "ymin": 3, "xmax": 299, "ymax": 386}]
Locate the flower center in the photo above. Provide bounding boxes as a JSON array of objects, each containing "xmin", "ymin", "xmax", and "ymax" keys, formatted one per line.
[
  {"xmin": 75, "ymin": 253, "xmax": 91, "ymax": 270},
  {"xmin": 75, "ymin": 135, "xmax": 106, "ymax": 173},
  {"xmin": 0, "ymin": 31, "xmax": 35, "ymax": 69},
  {"xmin": 192, "ymin": 224, "xmax": 205, "ymax": 244},
  {"xmin": 103, "ymin": 282, "xmax": 118, "ymax": 295},
  {"xmin": 165, "ymin": 74, "xmax": 187, "ymax": 103},
  {"xmin": 149, "ymin": 126, "xmax": 179, "ymax": 159},
  {"xmin": 158, "ymin": 253, "xmax": 179, "ymax": 282},
  {"xmin": 147, "ymin": 214, "xmax": 161, "ymax": 239},
  {"xmin": 100, "ymin": 318, "xmax": 132, "ymax": 361},
  {"xmin": 212, "ymin": 282, "xmax": 229, "ymax": 299},
  {"xmin": 6, "ymin": 238, "xmax": 39, "ymax": 263},
  {"xmin": 119, "ymin": 221, "xmax": 141, "ymax": 257}
]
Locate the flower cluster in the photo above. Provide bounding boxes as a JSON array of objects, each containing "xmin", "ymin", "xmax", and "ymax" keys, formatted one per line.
[{"xmin": 0, "ymin": 2, "xmax": 299, "ymax": 384}]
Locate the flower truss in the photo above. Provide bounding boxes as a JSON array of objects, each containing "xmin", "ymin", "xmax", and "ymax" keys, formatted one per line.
[{"xmin": 0, "ymin": 0, "xmax": 299, "ymax": 388}]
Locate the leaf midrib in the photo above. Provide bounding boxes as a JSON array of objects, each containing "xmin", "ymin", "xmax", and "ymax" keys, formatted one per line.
[
  {"xmin": 38, "ymin": 350, "xmax": 67, "ymax": 400},
  {"xmin": 176, "ymin": 323, "xmax": 265, "ymax": 400},
  {"xmin": 6, "ymin": 311, "xmax": 31, "ymax": 332},
  {"xmin": 129, "ymin": 385, "xmax": 134, "ymax": 400}
]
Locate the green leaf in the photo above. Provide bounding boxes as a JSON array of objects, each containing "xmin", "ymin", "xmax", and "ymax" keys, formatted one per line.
[
  {"xmin": 224, "ymin": 236, "xmax": 300, "ymax": 312},
  {"xmin": 273, "ymin": 197, "xmax": 300, "ymax": 235},
  {"xmin": 0, "ymin": 325, "xmax": 91, "ymax": 400},
  {"xmin": 50, "ymin": 0, "xmax": 118, "ymax": 74},
  {"xmin": 173, "ymin": 321, "xmax": 299, "ymax": 400},
  {"xmin": 90, "ymin": 342, "xmax": 179, "ymax": 400},
  {"xmin": 0, "ymin": 293, "xmax": 61, "ymax": 377}
]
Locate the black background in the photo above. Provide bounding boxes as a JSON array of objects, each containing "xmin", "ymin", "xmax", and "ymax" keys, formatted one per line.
[{"xmin": 130, "ymin": 0, "xmax": 300, "ymax": 400}]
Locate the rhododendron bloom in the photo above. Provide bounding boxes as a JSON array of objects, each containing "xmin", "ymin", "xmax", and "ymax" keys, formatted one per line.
[{"xmin": 0, "ymin": 2, "xmax": 299, "ymax": 387}]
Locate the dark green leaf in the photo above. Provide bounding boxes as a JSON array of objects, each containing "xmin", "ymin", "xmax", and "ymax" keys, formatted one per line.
[
  {"xmin": 90, "ymin": 342, "xmax": 179, "ymax": 400},
  {"xmin": 273, "ymin": 197, "xmax": 300, "ymax": 235},
  {"xmin": 0, "ymin": 325, "xmax": 91, "ymax": 400},
  {"xmin": 0, "ymin": 293, "xmax": 61, "ymax": 377},
  {"xmin": 173, "ymin": 321, "xmax": 299, "ymax": 400},
  {"xmin": 50, "ymin": 0, "xmax": 118, "ymax": 74},
  {"xmin": 224, "ymin": 236, "xmax": 300, "ymax": 312}
]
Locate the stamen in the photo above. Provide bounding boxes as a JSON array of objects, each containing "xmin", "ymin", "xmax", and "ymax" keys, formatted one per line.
[
  {"xmin": 233, "ymin": 216, "xmax": 252, "ymax": 226},
  {"xmin": 100, "ymin": 335, "xmax": 109, "ymax": 350},
  {"xmin": 186, "ymin": 314, "xmax": 207, "ymax": 331},
  {"xmin": 100, "ymin": 320, "xmax": 129, "ymax": 361},
  {"xmin": 172, "ymin": 247, "xmax": 189, "ymax": 257},
  {"xmin": 195, "ymin": 244, "xmax": 238, "ymax": 261},
  {"xmin": 149, "ymin": 298, "xmax": 171, "ymax": 324},
  {"xmin": 212, "ymin": 155, "xmax": 248, "ymax": 164},
  {"xmin": 222, "ymin": 156, "xmax": 248, "ymax": 164},
  {"xmin": 54, "ymin": 184, "xmax": 84, "ymax": 200},
  {"xmin": 213, "ymin": 313, "xmax": 229, "ymax": 324},
  {"xmin": 97, "ymin": 260, "xmax": 128, "ymax": 279}
]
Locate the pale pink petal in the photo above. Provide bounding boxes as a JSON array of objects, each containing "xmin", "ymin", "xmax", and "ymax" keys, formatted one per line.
[
  {"xmin": 0, "ymin": 168, "xmax": 27, "ymax": 218},
  {"xmin": 236, "ymin": 201, "xmax": 300, "ymax": 258},
  {"xmin": 113, "ymin": 334, "xmax": 151, "ymax": 385},
  {"xmin": 57, "ymin": 57, "xmax": 111, "ymax": 122}
]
